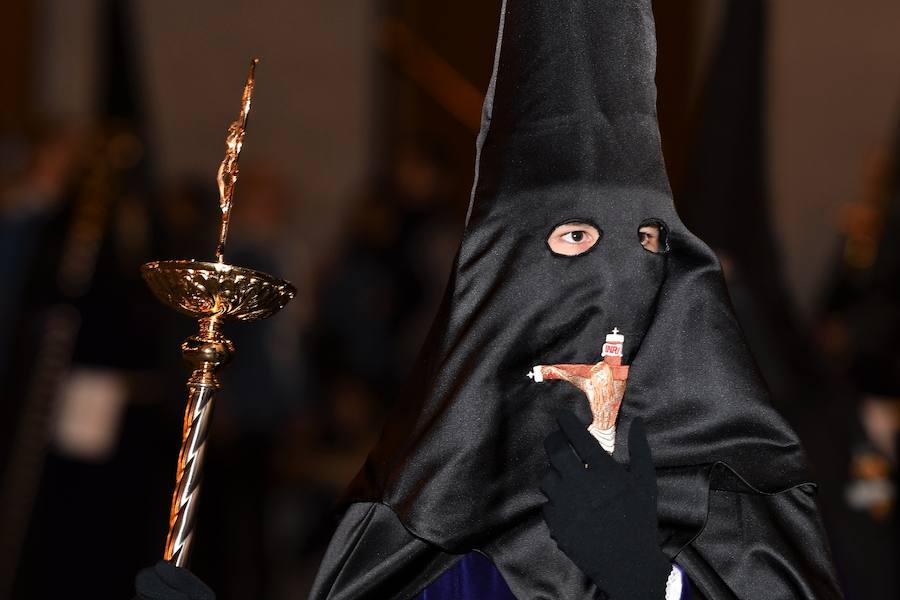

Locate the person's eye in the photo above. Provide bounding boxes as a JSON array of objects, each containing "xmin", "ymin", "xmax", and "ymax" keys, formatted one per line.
[
  {"xmin": 637, "ymin": 219, "xmax": 669, "ymax": 254},
  {"xmin": 547, "ymin": 222, "xmax": 602, "ymax": 256},
  {"xmin": 561, "ymin": 230, "xmax": 588, "ymax": 244}
]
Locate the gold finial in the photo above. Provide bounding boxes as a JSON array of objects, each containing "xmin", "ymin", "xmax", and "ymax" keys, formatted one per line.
[{"xmin": 215, "ymin": 58, "xmax": 260, "ymax": 263}]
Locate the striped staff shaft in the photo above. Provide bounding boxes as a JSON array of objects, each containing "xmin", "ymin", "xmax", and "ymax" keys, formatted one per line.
[{"xmin": 163, "ymin": 326, "xmax": 233, "ymax": 567}]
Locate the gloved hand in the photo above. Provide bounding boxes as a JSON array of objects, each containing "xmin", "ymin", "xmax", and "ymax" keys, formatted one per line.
[
  {"xmin": 134, "ymin": 560, "xmax": 215, "ymax": 600},
  {"xmin": 541, "ymin": 412, "xmax": 671, "ymax": 599}
]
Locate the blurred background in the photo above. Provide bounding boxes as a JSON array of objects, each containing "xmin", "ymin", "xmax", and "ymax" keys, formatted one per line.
[{"xmin": 1, "ymin": 0, "xmax": 898, "ymax": 598}]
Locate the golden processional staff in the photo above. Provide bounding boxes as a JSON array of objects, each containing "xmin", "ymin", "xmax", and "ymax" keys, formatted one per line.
[{"xmin": 141, "ymin": 58, "xmax": 295, "ymax": 567}]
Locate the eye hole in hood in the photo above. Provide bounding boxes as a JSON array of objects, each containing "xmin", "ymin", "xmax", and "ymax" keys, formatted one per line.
[
  {"xmin": 547, "ymin": 220, "xmax": 602, "ymax": 256},
  {"xmin": 638, "ymin": 219, "xmax": 669, "ymax": 254}
]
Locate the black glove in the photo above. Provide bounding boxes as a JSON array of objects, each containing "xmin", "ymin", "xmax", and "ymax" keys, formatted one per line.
[
  {"xmin": 134, "ymin": 561, "xmax": 215, "ymax": 600},
  {"xmin": 541, "ymin": 412, "xmax": 671, "ymax": 599}
]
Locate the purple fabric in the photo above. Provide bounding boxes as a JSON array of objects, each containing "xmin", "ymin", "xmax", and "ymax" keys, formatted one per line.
[
  {"xmin": 674, "ymin": 563, "xmax": 692, "ymax": 599},
  {"xmin": 413, "ymin": 553, "xmax": 516, "ymax": 600}
]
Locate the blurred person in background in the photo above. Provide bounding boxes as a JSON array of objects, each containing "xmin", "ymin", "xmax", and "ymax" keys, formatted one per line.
[
  {"xmin": 818, "ymin": 112, "xmax": 900, "ymax": 598},
  {"xmin": 0, "ymin": 126, "xmax": 82, "ymax": 524},
  {"xmin": 313, "ymin": 135, "xmax": 461, "ymax": 419},
  {"xmin": 1, "ymin": 1, "xmax": 182, "ymax": 597},
  {"xmin": 3, "ymin": 120, "xmax": 175, "ymax": 600},
  {"xmin": 822, "ymin": 132, "xmax": 900, "ymax": 456},
  {"xmin": 0, "ymin": 124, "xmax": 77, "ymax": 385},
  {"xmin": 301, "ymin": 135, "xmax": 462, "ymax": 499}
]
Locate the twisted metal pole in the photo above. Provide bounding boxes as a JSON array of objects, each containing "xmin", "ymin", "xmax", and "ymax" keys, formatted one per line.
[{"xmin": 163, "ymin": 318, "xmax": 233, "ymax": 566}]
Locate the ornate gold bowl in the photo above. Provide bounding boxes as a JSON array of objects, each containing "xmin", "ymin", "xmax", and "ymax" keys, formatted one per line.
[{"xmin": 141, "ymin": 260, "xmax": 296, "ymax": 322}]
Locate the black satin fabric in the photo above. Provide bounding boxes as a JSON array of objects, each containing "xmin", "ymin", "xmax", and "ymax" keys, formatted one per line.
[
  {"xmin": 308, "ymin": 503, "xmax": 459, "ymax": 600},
  {"xmin": 677, "ymin": 480, "xmax": 839, "ymax": 599},
  {"xmin": 309, "ymin": 1, "xmax": 842, "ymax": 598}
]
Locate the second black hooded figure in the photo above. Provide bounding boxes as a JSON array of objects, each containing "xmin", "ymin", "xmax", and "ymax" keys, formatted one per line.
[{"xmin": 307, "ymin": 0, "xmax": 843, "ymax": 598}]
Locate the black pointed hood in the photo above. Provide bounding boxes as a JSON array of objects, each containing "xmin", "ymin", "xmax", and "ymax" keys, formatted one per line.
[
  {"xmin": 68, "ymin": 0, "xmax": 161, "ymax": 370},
  {"xmin": 470, "ymin": 0, "xmax": 670, "ymax": 201},
  {"xmin": 315, "ymin": 1, "xmax": 841, "ymax": 597}
]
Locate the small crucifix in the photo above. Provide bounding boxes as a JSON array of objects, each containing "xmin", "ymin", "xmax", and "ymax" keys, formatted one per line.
[{"xmin": 527, "ymin": 328, "xmax": 629, "ymax": 453}]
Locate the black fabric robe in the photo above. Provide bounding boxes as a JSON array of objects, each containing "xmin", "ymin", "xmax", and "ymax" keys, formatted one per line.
[{"xmin": 309, "ymin": 1, "xmax": 843, "ymax": 598}]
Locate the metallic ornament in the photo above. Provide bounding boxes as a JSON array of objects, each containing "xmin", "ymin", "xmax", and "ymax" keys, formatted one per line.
[
  {"xmin": 140, "ymin": 59, "xmax": 295, "ymax": 567},
  {"xmin": 528, "ymin": 329, "xmax": 629, "ymax": 453}
]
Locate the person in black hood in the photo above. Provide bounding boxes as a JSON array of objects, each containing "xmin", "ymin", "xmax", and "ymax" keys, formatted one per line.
[
  {"xmin": 136, "ymin": 0, "xmax": 842, "ymax": 598},
  {"xmin": 304, "ymin": 0, "xmax": 842, "ymax": 597}
]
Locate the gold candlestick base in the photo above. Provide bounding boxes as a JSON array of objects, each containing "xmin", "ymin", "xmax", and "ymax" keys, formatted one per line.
[{"xmin": 141, "ymin": 260, "xmax": 295, "ymax": 566}]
